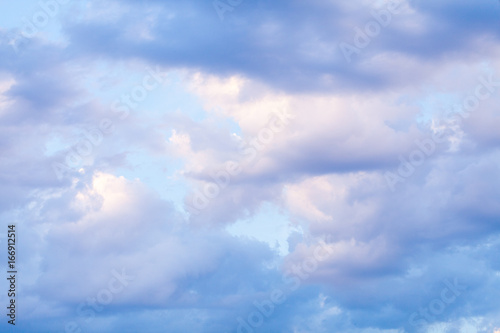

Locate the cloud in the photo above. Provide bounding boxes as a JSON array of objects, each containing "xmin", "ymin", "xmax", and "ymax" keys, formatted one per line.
[{"xmin": 57, "ymin": 0, "xmax": 500, "ymax": 93}]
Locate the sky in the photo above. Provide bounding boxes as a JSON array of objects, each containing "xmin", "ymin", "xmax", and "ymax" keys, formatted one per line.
[{"xmin": 1, "ymin": 0, "xmax": 500, "ymax": 332}]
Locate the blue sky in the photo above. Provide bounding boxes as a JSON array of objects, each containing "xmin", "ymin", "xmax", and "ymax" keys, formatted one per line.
[{"xmin": 1, "ymin": 0, "xmax": 500, "ymax": 332}]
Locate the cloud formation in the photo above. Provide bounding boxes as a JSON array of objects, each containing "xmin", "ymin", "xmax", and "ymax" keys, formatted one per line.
[{"xmin": 1, "ymin": 0, "xmax": 500, "ymax": 332}]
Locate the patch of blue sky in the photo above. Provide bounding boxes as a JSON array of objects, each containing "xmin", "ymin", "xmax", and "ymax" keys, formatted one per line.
[
  {"xmin": 0, "ymin": 1, "xmax": 42, "ymax": 29},
  {"xmin": 415, "ymin": 92, "xmax": 461, "ymax": 125},
  {"xmin": 113, "ymin": 149, "xmax": 189, "ymax": 215},
  {"xmin": 76, "ymin": 61, "xmax": 211, "ymax": 123},
  {"xmin": 44, "ymin": 133, "xmax": 73, "ymax": 156},
  {"xmin": 226, "ymin": 201, "xmax": 301, "ymax": 257}
]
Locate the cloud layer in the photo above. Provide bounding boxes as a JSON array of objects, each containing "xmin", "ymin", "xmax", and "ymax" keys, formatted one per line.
[{"xmin": 1, "ymin": 0, "xmax": 500, "ymax": 332}]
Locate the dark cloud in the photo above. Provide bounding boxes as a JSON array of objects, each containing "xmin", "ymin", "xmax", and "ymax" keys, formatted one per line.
[{"xmin": 58, "ymin": 0, "xmax": 500, "ymax": 93}]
